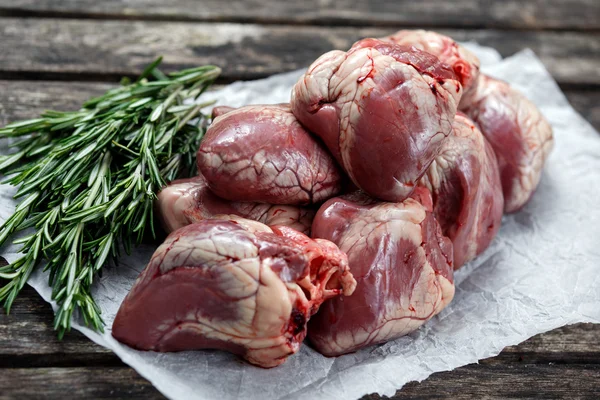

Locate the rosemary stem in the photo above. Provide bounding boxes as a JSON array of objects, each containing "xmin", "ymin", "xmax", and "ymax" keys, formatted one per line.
[{"xmin": 0, "ymin": 60, "xmax": 220, "ymax": 336}]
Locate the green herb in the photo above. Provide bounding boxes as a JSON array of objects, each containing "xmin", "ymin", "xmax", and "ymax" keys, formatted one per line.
[{"xmin": 0, "ymin": 58, "xmax": 220, "ymax": 338}]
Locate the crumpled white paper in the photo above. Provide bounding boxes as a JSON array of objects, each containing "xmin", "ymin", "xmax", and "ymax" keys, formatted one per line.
[{"xmin": 1, "ymin": 44, "xmax": 600, "ymax": 400}]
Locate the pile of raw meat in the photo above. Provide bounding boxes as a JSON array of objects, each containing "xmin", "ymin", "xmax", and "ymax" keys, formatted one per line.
[{"xmin": 112, "ymin": 30, "xmax": 553, "ymax": 368}]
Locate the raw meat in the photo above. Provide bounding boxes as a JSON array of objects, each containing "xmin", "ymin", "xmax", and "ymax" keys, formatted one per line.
[
  {"xmin": 383, "ymin": 30, "xmax": 553, "ymax": 212},
  {"xmin": 308, "ymin": 188, "xmax": 455, "ymax": 356},
  {"xmin": 197, "ymin": 104, "xmax": 342, "ymax": 205},
  {"xmin": 418, "ymin": 113, "xmax": 504, "ymax": 269},
  {"xmin": 211, "ymin": 105, "xmax": 236, "ymax": 118},
  {"xmin": 290, "ymin": 38, "xmax": 462, "ymax": 202},
  {"xmin": 462, "ymin": 75, "xmax": 554, "ymax": 212},
  {"xmin": 382, "ymin": 29, "xmax": 481, "ymax": 108},
  {"xmin": 112, "ymin": 218, "xmax": 356, "ymax": 368},
  {"xmin": 156, "ymin": 175, "xmax": 315, "ymax": 235}
]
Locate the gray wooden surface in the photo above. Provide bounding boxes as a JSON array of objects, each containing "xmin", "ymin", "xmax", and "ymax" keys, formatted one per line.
[
  {"xmin": 1, "ymin": 0, "xmax": 598, "ymax": 30},
  {"xmin": 0, "ymin": 19, "xmax": 597, "ymax": 85},
  {"xmin": 0, "ymin": 1, "xmax": 599, "ymax": 399}
]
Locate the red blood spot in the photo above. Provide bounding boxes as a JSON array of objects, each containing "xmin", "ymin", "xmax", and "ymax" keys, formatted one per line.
[
  {"xmin": 289, "ymin": 309, "xmax": 306, "ymax": 336},
  {"xmin": 429, "ymin": 83, "xmax": 438, "ymax": 95},
  {"xmin": 358, "ymin": 72, "xmax": 374, "ymax": 83}
]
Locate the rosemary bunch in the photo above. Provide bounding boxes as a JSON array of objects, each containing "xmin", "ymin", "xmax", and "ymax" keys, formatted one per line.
[{"xmin": 0, "ymin": 58, "xmax": 220, "ymax": 337}]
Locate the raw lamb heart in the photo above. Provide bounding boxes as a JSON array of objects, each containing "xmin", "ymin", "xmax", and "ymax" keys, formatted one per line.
[
  {"xmin": 156, "ymin": 174, "xmax": 315, "ymax": 235},
  {"xmin": 112, "ymin": 217, "xmax": 356, "ymax": 368},
  {"xmin": 418, "ymin": 113, "xmax": 504, "ymax": 268},
  {"xmin": 197, "ymin": 104, "xmax": 342, "ymax": 205},
  {"xmin": 290, "ymin": 38, "xmax": 462, "ymax": 202},
  {"xmin": 461, "ymin": 75, "xmax": 554, "ymax": 212},
  {"xmin": 381, "ymin": 29, "xmax": 481, "ymax": 108},
  {"xmin": 308, "ymin": 188, "xmax": 455, "ymax": 356}
]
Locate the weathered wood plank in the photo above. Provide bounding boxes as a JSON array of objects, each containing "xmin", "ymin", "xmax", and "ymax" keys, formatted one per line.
[
  {"xmin": 0, "ymin": 279, "xmax": 118, "ymax": 367},
  {"xmin": 1, "ymin": 80, "xmax": 598, "ymax": 132},
  {"xmin": 0, "ymin": 367, "xmax": 164, "ymax": 399},
  {"xmin": 564, "ymin": 90, "xmax": 600, "ymax": 130},
  {"xmin": 0, "ymin": 81, "xmax": 111, "ymax": 126},
  {"xmin": 0, "ymin": 312, "xmax": 111, "ymax": 358},
  {"xmin": 0, "ymin": 0, "xmax": 598, "ymax": 31},
  {"xmin": 0, "ymin": 258, "xmax": 117, "ymax": 366},
  {"xmin": 486, "ymin": 323, "xmax": 600, "ymax": 364},
  {"xmin": 365, "ymin": 364, "xmax": 600, "ymax": 399},
  {"xmin": 0, "ymin": 19, "xmax": 598, "ymax": 85},
  {"xmin": 0, "ymin": 364, "xmax": 599, "ymax": 400},
  {"xmin": 0, "ymin": 316, "xmax": 116, "ymax": 367},
  {"xmin": 0, "ymin": 79, "xmax": 215, "ymax": 131}
]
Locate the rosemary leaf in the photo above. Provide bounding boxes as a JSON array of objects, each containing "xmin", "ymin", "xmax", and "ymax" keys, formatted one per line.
[{"xmin": 0, "ymin": 58, "xmax": 220, "ymax": 337}]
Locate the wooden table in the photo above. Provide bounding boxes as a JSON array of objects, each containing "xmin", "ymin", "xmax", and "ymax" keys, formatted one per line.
[{"xmin": 0, "ymin": 1, "xmax": 599, "ymax": 398}]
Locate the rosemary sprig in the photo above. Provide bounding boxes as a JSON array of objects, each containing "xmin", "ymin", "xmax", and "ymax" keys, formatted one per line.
[{"xmin": 0, "ymin": 58, "xmax": 220, "ymax": 338}]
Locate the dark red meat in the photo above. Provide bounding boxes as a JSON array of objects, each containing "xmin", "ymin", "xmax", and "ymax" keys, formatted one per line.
[
  {"xmin": 462, "ymin": 75, "xmax": 554, "ymax": 212},
  {"xmin": 418, "ymin": 113, "xmax": 504, "ymax": 268},
  {"xmin": 156, "ymin": 174, "xmax": 315, "ymax": 235},
  {"xmin": 381, "ymin": 30, "xmax": 553, "ymax": 213},
  {"xmin": 308, "ymin": 188, "xmax": 455, "ymax": 356},
  {"xmin": 112, "ymin": 218, "xmax": 356, "ymax": 368},
  {"xmin": 197, "ymin": 104, "xmax": 342, "ymax": 205},
  {"xmin": 211, "ymin": 105, "xmax": 236, "ymax": 119},
  {"xmin": 382, "ymin": 29, "xmax": 481, "ymax": 108},
  {"xmin": 290, "ymin": 38, "xmax": 462, "ymax": 202}
]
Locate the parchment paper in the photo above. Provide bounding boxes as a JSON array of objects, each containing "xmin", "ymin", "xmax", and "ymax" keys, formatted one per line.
[{"xmin": 1, "ymin": 44, "xmax": 600, "ymax": 400}]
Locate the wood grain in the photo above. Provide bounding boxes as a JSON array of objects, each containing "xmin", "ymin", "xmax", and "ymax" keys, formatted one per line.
[
  {"xmin": 0, "ymin": 256, "xmax": 117, "ymax": 368},
  {"xmin": 0, "ymin": 0, "xmax": 598, "ymax": 30},
  {"xmin": 365, "ymin": 364, "xmax": 600, "ymax": 399},
  {"xmin": 564, "ymin": 90, "xmax": 600, "ymax": 130},
  {"xmin": 0, "ymin": 19, "xmax": 598, "ymax": 85},
  {"xmin": 0, "ymin": 364, "xmax": 598, "ymax": 400},
  {"xmin": 486, "ymin": 323, "xmax": 600, "ymax": 364},
  {"xmin": 0, "ymin": 367, "xmax": 164, "ymax": 399},
  {"xmin": 0, "ymin": 81, "xmax": 111, "ymax": 126}
]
